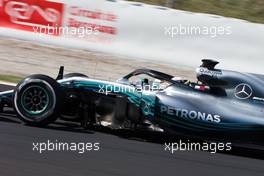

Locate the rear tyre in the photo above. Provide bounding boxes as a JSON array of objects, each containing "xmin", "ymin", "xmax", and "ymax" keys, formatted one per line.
[
  {"xmin": 64, "ymin": 73, "xmax": 88, "ymax": 79},
  {"xmin": 13, "ymin": 74, "xmax": 62, "ymax": 126}
]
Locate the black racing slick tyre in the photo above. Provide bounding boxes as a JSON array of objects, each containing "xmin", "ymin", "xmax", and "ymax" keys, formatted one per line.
[
  {"xmin": 13, "ymin": 74, "xmax": 62, "ymax": 126},
  {"xmin": 64, "ymin": 73, "xmax": 88, "ymax": 79}
]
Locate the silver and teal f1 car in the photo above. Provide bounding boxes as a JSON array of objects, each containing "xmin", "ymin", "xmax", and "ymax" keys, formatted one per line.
[{"xmin": 1, "ymin": 60, "xmax": 264, "ymax": 141}]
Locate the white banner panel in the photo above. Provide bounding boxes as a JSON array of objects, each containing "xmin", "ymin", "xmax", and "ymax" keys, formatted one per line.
[{"xmin": 0, "ymin": 0, "xmax": 264, "ymax": 73}]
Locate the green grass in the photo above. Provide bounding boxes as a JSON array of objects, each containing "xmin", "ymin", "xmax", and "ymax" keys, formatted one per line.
[
  {"xmin": 128, "ymin": 0, "xmax": 264, "ymax": 24},
  {"xmin": 0, "ymin": 75, "xmax": 22, "ymax": 83}
]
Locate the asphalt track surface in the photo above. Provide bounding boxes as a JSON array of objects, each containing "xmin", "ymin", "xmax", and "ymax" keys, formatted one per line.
[{"xmin": 0, "ymin": 84, "xmax": 264, "ymax": 176}]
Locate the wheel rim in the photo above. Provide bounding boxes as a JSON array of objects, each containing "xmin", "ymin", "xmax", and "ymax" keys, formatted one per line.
[{"xmin": 21, "ymin": 85, "xmax": 50, "ymax": 115}]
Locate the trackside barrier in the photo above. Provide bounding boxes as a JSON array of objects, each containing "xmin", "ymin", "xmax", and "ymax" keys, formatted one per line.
[{"xmin": 0, "ymin": 0, "xmax": 264, "ymax": 73}]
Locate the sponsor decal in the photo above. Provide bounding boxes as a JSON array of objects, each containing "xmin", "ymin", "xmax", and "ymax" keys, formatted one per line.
[
  {"xmin": 161, "ymin": 105, "xmax": 221, "ymax": 123},
  {"xmin": 68, "ymin": 18, "xmax": 116, "ymax": 35},
  {"xmin": 142, "ymin": 101, "xmax": 152, "ymax": 115},
  {"xmin": 198, "ymin": 67, "xmax": 222, "ymax": 77},
  {"xmin": 66, "ymin": 5, "xmax": 117, "ymax": 36},
  {"xmin": 69, "ymin": 6, "xmax": 117, "ymax": 22},
  {"xmin": 234, "ymin": 83, "xmax": 252, "ymax": 99},
  {"xmin": 0, "ymin": 0, "xmax": 64, "ymax": 34}
]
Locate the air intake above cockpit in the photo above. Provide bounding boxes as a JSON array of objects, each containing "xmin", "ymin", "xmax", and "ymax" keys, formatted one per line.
[{"xmin": 200, "ymin": 59, "xmax": 219, "ymax": 70}]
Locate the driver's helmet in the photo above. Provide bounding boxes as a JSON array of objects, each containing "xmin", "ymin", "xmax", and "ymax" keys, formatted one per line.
[
  {"xmin": 142, "ymin": 78, "xmax": 149, "ymax": 85},
  {"xmin": 141, "ymin": 78, "xmax": 150, "ymax": 91}
]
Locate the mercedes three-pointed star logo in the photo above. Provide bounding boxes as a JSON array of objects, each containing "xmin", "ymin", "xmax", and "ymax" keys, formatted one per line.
[{"xmin": 234, "ymin": 83, "xmax": 253, "ymax": 99}]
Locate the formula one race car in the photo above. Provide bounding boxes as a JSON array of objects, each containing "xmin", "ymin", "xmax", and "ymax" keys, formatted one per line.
[{"xmin": 0, "ymin": 60, "xmax": 264, "ymax": 141}]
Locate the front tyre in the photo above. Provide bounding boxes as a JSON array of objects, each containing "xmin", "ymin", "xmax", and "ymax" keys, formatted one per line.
[{"xmin": 13, "ymin": 75, "xmax": 62, "ymax": 126}]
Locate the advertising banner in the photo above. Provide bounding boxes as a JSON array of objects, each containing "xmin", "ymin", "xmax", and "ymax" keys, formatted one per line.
[{"xmin": 0, "ymin": 0, "xmax": 264, "ymax": 73}]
